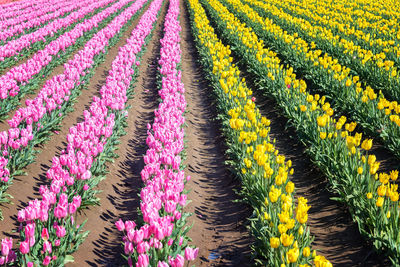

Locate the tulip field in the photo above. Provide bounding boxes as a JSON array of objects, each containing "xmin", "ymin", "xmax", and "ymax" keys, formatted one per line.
[{"xmin": 0, "ymin": 0, "xmax": 399, "ymax": 266}]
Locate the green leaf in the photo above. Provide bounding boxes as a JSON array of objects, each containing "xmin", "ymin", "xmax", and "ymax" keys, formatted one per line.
[{"xmin": 64, "ymin": 255, "xmax": 74, "ymax": 264}]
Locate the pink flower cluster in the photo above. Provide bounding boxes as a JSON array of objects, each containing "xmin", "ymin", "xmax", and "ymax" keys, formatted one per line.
[
  {"xmin": 0, "ymin": 0, "xmax": 163, "ymax": 265},
  {"xmin": 0, "ymin": 0, "xmax": 132, "ymax": 101},
  {"xmin": 0, "ymin": 0, "xmax": 109, "ymax": 60},
  {"xmin": 0, "ymin": 0, "xmax": 64, "ymax": 31},
  {"xmin": 116, "ymin": 0, "xmax": 198, "ymax": 266},
  {"xmin": 0, "ymin": 0, "xmax": 147, "ymax": 197},
  {"xmin": 0, "ymin": 237, "xmax": 16, "ymax": 265},
  {"xmin": 0, "ymin": 0, "xmax": 84, "ymax": 41},
  {"xmin": 0, "ymin": 0, "xmax": 45, "ymax": 20}
]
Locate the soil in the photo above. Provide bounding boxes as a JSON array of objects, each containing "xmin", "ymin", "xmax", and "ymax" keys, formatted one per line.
[
  {"xmin": 248, "ymin": 90, "xmax": 389, "ymax": 266},
  {"xmin": 0, "ymin": 0, "xmax": 151, "ymax": 249},
  {"xmin": 0, "ymin": 0, "xmax": 396, "ymax": 266},
  {"xmin": 180, "ymin": 0, "xmax": 253, "ymax": 265}
]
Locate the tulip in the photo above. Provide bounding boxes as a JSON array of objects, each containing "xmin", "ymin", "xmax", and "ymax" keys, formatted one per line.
[
  {"xmin": 41, "ymin": 228, "xmax": 49, "ymax": 241},
  {"xmin": 25, "ymin": 223, "xmax": 35, "ymax": 238},
  {"xmin": 19, "ymin": 241, "xmax": 29, "ymax": 254},
  {"xmin": 1, "ymin": 238, "xmax": 11, "ymax": 256},
  {"xmin": 55, "ymin": 225, "xmax": 66, "ymax": 238},
  {"xmin": 43, "ymin": 255, "xmax": 51, "ymax": 266},
  {"xmin": 137, "ymin": 254, "xmax": 149, "ymax": 267},
  {"xmin": 132, "ymin": 229, "xmax": 144, "ymax": 244},
  {"xmin": 184, "ymin": 247, "xmax": 199, "ymax": 261},
  {"xmin": 169, "ymin": 254, "xmax": 184, "ymax": 267},
  {"xmin": 115, "ymin": 219, "xmax": 125, "ymax": 231},
  {"xmin": 43, "ymin": 241, "xmax": 52, "ymax": 254}
]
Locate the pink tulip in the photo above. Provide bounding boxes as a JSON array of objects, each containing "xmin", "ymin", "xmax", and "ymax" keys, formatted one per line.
[
  {"xmin": 1, "ymin": 238, "xmax": 11, "ymax": 256},
  {"xmin": 25, "ymin": 223, "xmax": 35, "ymax": 238},
  {"xmin": 167, "ymin": 238, "xmax": 173, "ymax": 246},
  {"xmin": 43, "ymin": 241, "xmax": 52, "ymax": 254},
  {"xmin": 19, "ymin": 241, "xmax": 29, "ymax": 254},
  {"xmin": 184, "ymin": 247, "xmax": 199, "ymax": 261},
  {"xmin": 41, "ymin": 228, "xmax": 49, "ymax": 241},
  {"xmin": 133, "ymin": 229, "xmax": 144, "ymax": 244},
  {"xmin": 137, "ymin": 254, "xmax": 149, "ymax": 267},
  {"xmin": 43, "ymin": 255, "xmax": 51, "ymax": 266},
  {"xmin": 115, "ymin": 219, "xmax": 125, "ymax": 231},
  {"xmin": 55, "ymin": 225, "xmax": 66, "ymax": 238},
  {"xmin": 125, "ymin": 221, "xmax": 136, "ymax": 231},
  {"xmin": 158, "ymin": 261, "xmax": 169, "ymax": 267},
  {"xmin": 169, "ymin": 254, "xmax": 184, "ymax": 267}
]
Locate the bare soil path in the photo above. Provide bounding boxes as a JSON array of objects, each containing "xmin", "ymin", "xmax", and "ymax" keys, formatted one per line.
[
  {"xmin": 246, "ymin": 78, "xmax": 388, "ymax": 266},
  {"xmin": 180, "ymin": 0, "xmax": 253, "ymax": 265},
  {"xmin": 0, "ymin": 1, "xmax": 151, "ymax": 249},
  {"xmin": 69, "ymin": 2, "xmax": 167, "ymax": 266},
  {"xmin": 0, "ymin": 0, "xmax": 395, "ymax": 266}
]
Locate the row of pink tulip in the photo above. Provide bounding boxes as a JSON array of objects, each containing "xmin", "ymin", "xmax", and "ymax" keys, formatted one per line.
[
  {"xmin": 0, "ymin": 0, "xmax": 82, "ymax": 42},
  {"xmin": 116, "ymin": 0, "xmax": 198, "ymax": 266},
  {"xmin": 0, "ymin": 0, "xmax": 47, "ymax": 21},
  {"xmin": 0, "ymin": 0, "xmax": 134, "ymax": 110},
  {"xmin": 0, "ymin": 0, "xmax": 109, "ymax": 60},
  {"xmin": 0, "ymin": 0, "xmax": 70, "ymax": 31},
  {"xmin": 0, "ymin": 0, "xmax": 148, "ymax": 217},
  {"xmin": 0, "ymin": 0, "xmax": 162, "ymax": 264},
  {"xmin": 0, "ymin": 0, "xmax": 69, "ymax": 29}
]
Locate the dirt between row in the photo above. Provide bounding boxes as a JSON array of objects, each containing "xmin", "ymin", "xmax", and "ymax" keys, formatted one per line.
[{"xmin": 0, "ymin": 0, "xmax": 394, "ymax": 265}]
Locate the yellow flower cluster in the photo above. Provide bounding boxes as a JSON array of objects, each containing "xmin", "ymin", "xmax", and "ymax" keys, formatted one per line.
[
  {"xmin": 244, "ymin": 0, "xmax": 400, "ymax": 84},
  {"xmin": 202, "ymin": 0, "xmax": 400, "ymax": 261},
  {"xmin": 187, "ymin": 0, "xmax": 327, "ymax": 265},
  {"xmin": 225, "ymin": 0, "xmax": 400, "ymax": 133},
  {"xmin": 265, "ymin": 0, "xmax": 400, "ymax": 51}
]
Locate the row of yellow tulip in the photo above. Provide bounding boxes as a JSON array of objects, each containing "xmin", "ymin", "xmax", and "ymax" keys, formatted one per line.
[
  {"xmin": 218, "ymin": 0, "xmax": 400, "ymax": 160},
  {"xmin": 186, "ymin": 0, "xmax": 331, "ymax": 265},
  {"xmin": 200, "ymin": 0, "xmax": 400, "ymax": 263},
  {"xmin": 267, "ymin": 0, "xmax": 400, "ymax": 43},
  {"xmin": 247, "ymin": 0, "xmax": 400, "ymax": 102}
]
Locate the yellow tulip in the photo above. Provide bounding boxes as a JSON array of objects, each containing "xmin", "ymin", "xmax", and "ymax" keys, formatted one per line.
[
  {"xmin": 303, "ymin": 246, "xmax": 311, "ymax": 257},
  {"xmin": 287, "ymin": 247, "xmax": 299, "ymax": 263},
  {"xmin": 270, "ymin": 237, "xmax": 280, "ymax": 248}
]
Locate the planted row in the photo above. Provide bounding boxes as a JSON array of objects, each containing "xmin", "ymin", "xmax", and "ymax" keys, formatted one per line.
[
  {"xmin": 0, "ymin": 0, "xmax": 137, "ymax": 119},
  {"xmin": 0, "ymin": 0, "xmax": 107, "ymax": 65},
  {"xmin": 0, "ymin": 0, "xmax": 163, "ymax": 265},
  {"xmin": 201, "ymin": 0, "xmax": 400, "ymax": 263},
  {"xmin": 0, "ymin": 0, "xmax": 82, "ymax": 44},
  {"xmin": 117, "ymin": 0, "xmax": 198, "ymax": 265},
  {"xmin": 0, "ymin": 0, "xmax": 149, "ymax": 219},
  {"xmin": 187, "ymin": 0, "xmax": 334, "ymax": 266},
  {"xmin": 244, "ymin": 0, "xmax": 400, "ymax": 104},
  {"xmin": 220, "ymin": 0, "xmax": 400, "ymax": 159}
]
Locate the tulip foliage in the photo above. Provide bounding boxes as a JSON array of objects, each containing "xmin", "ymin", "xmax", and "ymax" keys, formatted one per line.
[
  {"xmin": 0, "ymin": 0, "xmax": 399, "ymax": 265},
  {"xmin": 0, "ymin": 0, "xmax": 139, "ymax": 120},
  {"xmin": 0, "ymin": 0, "xmax": 112, "ymax": 72},
  {"xmin": 0, "ymin": 0, "xmax": 163, "ymax": 265},
  {"xmin": 186, "ymin": 0, "xmax": 335, "ymax": 266},
  {"xmin": 0, "ymin": 0, "xmax": 149, "ymax": 219},
  {"xmin": 218, "ymin": 0, "xmax": 400, "ymax": 160},
  {"xmin": 116, "ymin": 0, "xmax": 198, "ymax": 265},
  {"xmin": 243, "ymin": 0, "xmax": 400, "ymax": 103},
  {"xmin": 200, "ymin": 0, "xmax": 400, "ymax": 263}
]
